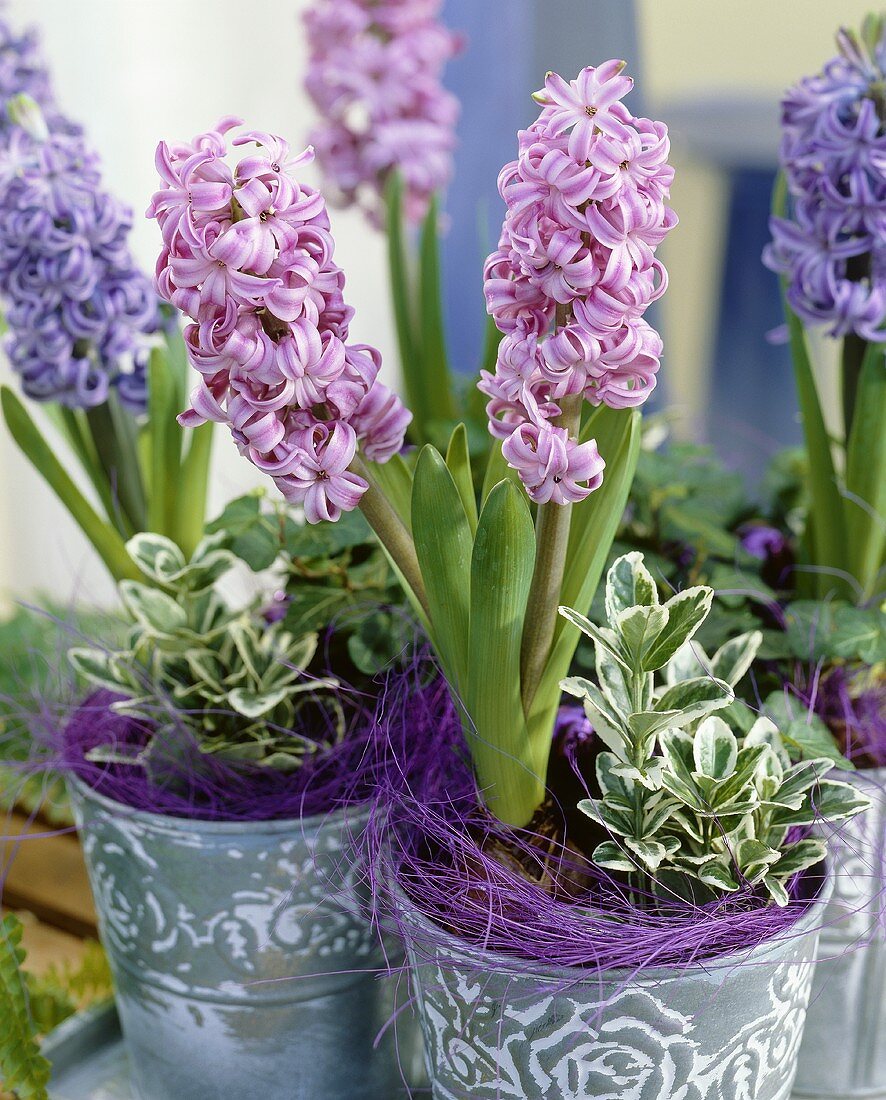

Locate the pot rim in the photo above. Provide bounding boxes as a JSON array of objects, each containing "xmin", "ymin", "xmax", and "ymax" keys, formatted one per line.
[
  {"xmin": 67, "ymin": 773, "xmax": 371, "ymax": 836},
  {"xmin": 393, "ymin": 862, "xmax": 834, "ymax": 985}
]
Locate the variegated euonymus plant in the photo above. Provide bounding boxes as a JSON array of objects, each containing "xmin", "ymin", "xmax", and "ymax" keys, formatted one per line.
[
  {"xmin": 561, "ymin": 552, "xmax": 871, "ymax": 906},
  {"xmin": 70, "ymin": 533, "xmax": 341, "ymax": 773}
]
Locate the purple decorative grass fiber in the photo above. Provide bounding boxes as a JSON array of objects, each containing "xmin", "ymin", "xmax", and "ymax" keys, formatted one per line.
[
  {"xmin": 2, "ymin": 650, "xmax": 441, "ymax": 825},
  {"xmin": 58, "ymin": 690, "xmax": 381, "ymax": 821},
  {"xmin": 813, "ymin": 665, "xmax": 886, "ymax": 768},
  {"xmin": 1, "ymin": 632, "xmax": 873, "ymax": 976}
]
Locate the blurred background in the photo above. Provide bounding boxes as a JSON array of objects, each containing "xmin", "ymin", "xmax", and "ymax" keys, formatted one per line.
[{"xmin": 0, "ymin": 0, "xmax": 873, "ymax": 610}]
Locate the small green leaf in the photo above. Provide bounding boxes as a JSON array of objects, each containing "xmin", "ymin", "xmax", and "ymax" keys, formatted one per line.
[
  {"xmin": 642, "ymin": 586, "xmax": 713, "ymax": 671},
  {"xmin": 127, "ymin": 532, "xmax": 187, "ymax": 581},
  {"xmin": 595, "ymin": 647, "xmax": 636, "ymax": 716},
  {"xmin": 119, "ymin": 581, "xmax": 188, "ymax": 634},
  {"xmin": 763, "ymin": 874, "xmax": 790, "ymax": 907},
  {"xmin": 735, "ymin": 838, "xmax": 781, "ymax": 882},
  {"xmin": 775, "ymin": 838, "xmax": 827, "ymax": 877},
  {"xmin": 68, "ymin": 648, "xmax": 129, "ymax": 695},
  {"xmin": 814, "ymin": 779, "xmax": 873, "ymax": 822},
  {"xmin": 590, "ymin": 839, "xmax": 636, "ymax": 873},
  {"xmin": 596, "ymin": 751, "xmax": 635, "ymax": 800},
  {"xmin": 228, "ymin": 687, "xmax": 290, "ymax": 718},
  {"xmin": 693, "ymin": 716, "xmax": 739, "ymax": 779},
  {"xmin": 709, "ymin": 630, "xmax": 762, "ymax": 688},
  {"xmin": 744, "ymin": 717, "xmax": 791, "ymax": 768},
  {"xmin": 762, "ymin": 691, "xmax": 855, "ymax": 769},
  {"xmin": 654, "ymin": 676, "xmax": 733, "ymax": 725},
  {"xmin": 617, "ymin": 604, "xmax": 669, "ymax": 668},
  {"xmin": 697, "ymin": 860, "xmax": 741, "ymax": 892},
  {"xmin": 558, "ymin": 609, "xmax": 630, "ymax": 670},
  {"xmin": 605, "ymin": 551, "xmax": 658, "ymax": 621},
  {"xmin": 625, "ymin": 837, "xmax": 674, "ymax": 872},
  {"xmin": 562, "ymin": 677, "xmax": 629, "ymax": 758}
]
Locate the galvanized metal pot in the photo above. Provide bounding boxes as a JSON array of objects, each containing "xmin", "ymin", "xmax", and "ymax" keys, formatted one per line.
[
  {"xmin": 794, "ymin": 767, "xmax": 886, "ymax": 1099},
  {"xmin": 70, "ymin": 778, "xmax": 410, "ymax": 1100},
  {"xmin": 398, "ymin": 878, "xmax": 831, "ymax": 1100}
]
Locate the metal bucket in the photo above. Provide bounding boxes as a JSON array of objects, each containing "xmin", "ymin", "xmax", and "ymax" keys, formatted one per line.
[
  {"xmin": 70, "ymin": 778, "xmax": 412, "ymax": 1100},
  {"xmin": 398, "ymin": 877, "xmax": 831, "ymax": 1100},
  {"xmin": 794, "ymin": 767, "xmax": 886, "ymax": 1098}
]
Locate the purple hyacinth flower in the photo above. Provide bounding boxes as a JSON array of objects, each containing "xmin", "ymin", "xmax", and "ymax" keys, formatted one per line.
[
  {"xmin": 0, "ymin": 18, "xmax": 159, "ymax": 413},
  {"xmin": 764, "ymin": 24, "xmax": 886, "ymax": 340}
]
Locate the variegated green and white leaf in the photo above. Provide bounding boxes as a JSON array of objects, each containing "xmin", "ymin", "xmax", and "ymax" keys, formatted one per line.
[
  {"xmin": 605, "ymin": 552, "xmax": 658, "ymax": 621},
  {"xmin": 693, "ymin": 716, "xmax": 738, "ymax": 780}
]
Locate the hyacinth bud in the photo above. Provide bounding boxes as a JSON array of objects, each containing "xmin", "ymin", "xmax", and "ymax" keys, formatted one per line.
[
  {"xmin": 7, "ymin": 93, "xmax": 48, "ymax": 141},
  {"xmin": 836, "ymin": 28, "xmax": 866, "ymax": 70},
  {"xmin": 482, "ymin": 61, "xmax": 676, "ymax": 506},
  {"xmin": 862, "ymin": 13, "xmax": 886, "ymax": 54}
]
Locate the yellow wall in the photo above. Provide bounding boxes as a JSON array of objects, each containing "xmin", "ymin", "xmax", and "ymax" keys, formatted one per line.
[
  {"xmin": 637, "ymin": 1, "xmax": 873, "ymax": 434},
  {"xmin": 639, "ymin": 0, "xmax": 878, "ymax": 100}
]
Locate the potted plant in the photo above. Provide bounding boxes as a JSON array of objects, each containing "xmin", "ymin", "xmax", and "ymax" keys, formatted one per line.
[
  {"xmin": 392, "ymin": 553, "xmax": 868, "ymax": 1098},
  {"xmin": 763, "ymin": 17, "xmax": 886, "ymax": 1097},
  {"xmin": 58, "ymin": 528, "xmax": 416, "ymax": 1100}
]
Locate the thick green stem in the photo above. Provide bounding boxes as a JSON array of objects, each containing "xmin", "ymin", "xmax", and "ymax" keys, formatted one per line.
[
  {"xmin": 519, "ymin": 390, "xmax": 583, "ymax": 714},
  {"xmin": 352, "ymin": 454, "xmax": 431, "ymax": 620},
  {"xmin": 841, "ymin": 331, "xmax": 867, "ymax": 443}
]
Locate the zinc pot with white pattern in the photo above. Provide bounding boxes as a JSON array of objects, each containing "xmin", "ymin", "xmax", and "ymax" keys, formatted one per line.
[
  {"xmin": 397, "ymin": 875, "xmax": 832, "ymax": 1100},
  {"xmin": 70, "ymin": 778, "xmax": 411, "ymax": 1100},
  {"xmin": 794, "ymin": 767, "xmax": 886, "ymax": 1099}
]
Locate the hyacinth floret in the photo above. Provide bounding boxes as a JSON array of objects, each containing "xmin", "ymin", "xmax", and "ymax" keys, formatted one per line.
[
  {"xmin": 0, "ymin": 90, "xmax": 158, "ymax": 411},
  {"xmin": 303, "ymin": 0, "xmax": 461, "ymax": 226},
  {"xmin": 481, "ymin": 61, "xmax": 676, "ymax": 505},
  {"xmin": 148, "ymin": 119, "xmax": 411, "ymax": 523},
  {"xmin": 764, "ymin": 19, "xmax": 886, "ymax": 339}
]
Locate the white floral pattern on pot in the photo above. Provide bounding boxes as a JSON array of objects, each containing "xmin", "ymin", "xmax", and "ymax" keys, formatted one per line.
[
  {"xmin": 74, "ymin": 789, "xmax": 378, "ymax": 998},
  {"xmin": 412, "ymin": 940, "xmax": 819, "ymax": 1100}
]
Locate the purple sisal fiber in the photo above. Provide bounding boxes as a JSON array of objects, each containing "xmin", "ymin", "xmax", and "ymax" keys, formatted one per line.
[
  {"xmin": 1, "ymin": 642, "xmax": 443, "ymax": 825},
  {"xmin": 814, "ymin": 665, "xmax": 886, "ymax": 768},
  {"xmin": 360, "ymin": 673, "xmax": 842, "ymax": 976}
]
